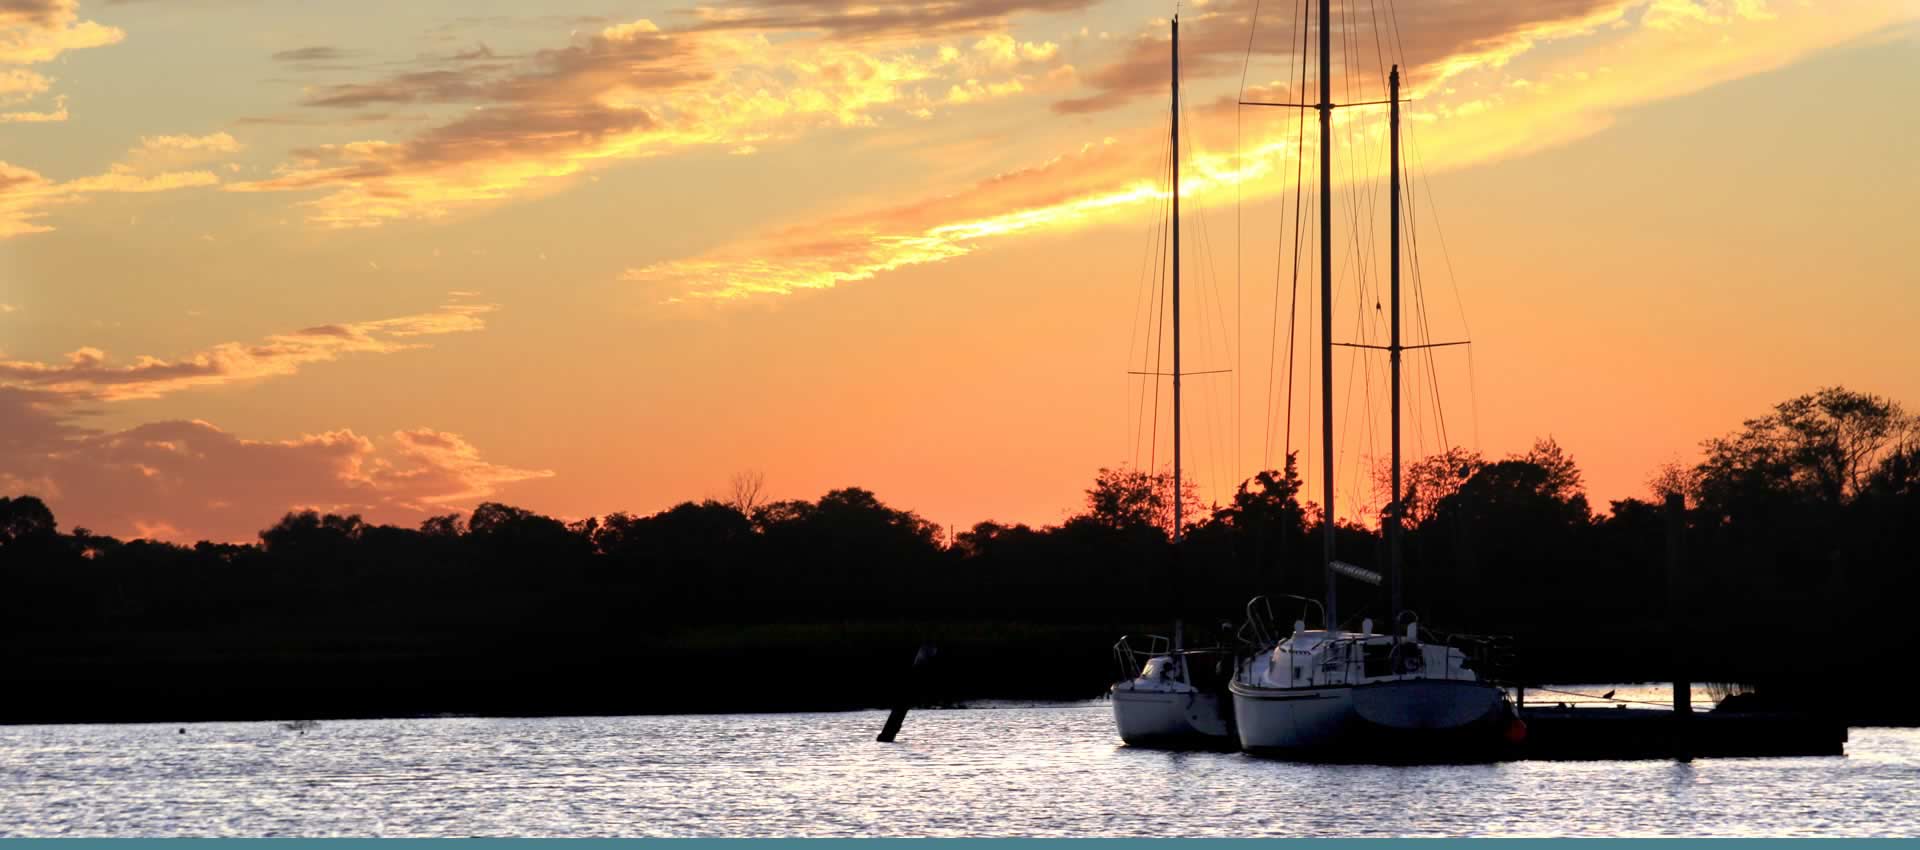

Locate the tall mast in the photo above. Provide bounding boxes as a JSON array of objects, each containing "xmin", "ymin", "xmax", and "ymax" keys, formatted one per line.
[
  {"xmin": 1170, "ymin": 15, "xmax": 1184, "ymax": 651},
  {"xmin": 1171, "ymin": 15, "xmax": 1182, "ymax": 549},
  {"xmin": 1388, "ymin": 64, "xmax": 1403, "ymax": 620},
  {"xmin": 1317, "ymin": 0, "xmax": 1336, "ymax": 629}
]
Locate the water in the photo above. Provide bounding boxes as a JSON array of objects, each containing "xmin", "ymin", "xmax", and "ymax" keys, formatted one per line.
[{"xmin": 2, "ymin": 700, "xmax": 1915, "ymax": 836}]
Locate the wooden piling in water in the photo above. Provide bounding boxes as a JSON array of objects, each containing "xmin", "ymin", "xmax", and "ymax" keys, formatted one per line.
[
  {"xmin": 875, "ymin": 643, "xmax": 937, "ymax": 743},
  {"xmin": 1665, "ymin": 492, "xmax": 1692, "ymax": 762}
]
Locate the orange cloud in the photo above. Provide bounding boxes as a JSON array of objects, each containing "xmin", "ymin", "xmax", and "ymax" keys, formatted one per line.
[
  {"xmin": 0, "ymin": 303, "xmax": 495, "ymax": 400},
  {"xmin": 0, "ymin": 393, "xmax": 551, "ymax": 542},
  {"xmin": 679, "ymin": 0, "xmax": 1096, "ymax": 42},
  {"xmin": 628, "ymin": 136, "xmax": 1177, "ymax": 299},
  {"xmin": 1, "ymin": 93, "xmax": 63, "ymax": 122},
  {"xmin": 1, "ymin": 0, "xmax": 124, "ymax": 121},
  {"xmin": 1054, "ymin": 0, "xmax": 1636, "ymax": 115},
  {"xmin": 638, "ymin": 0, "xmax": 1915, "ymax": 301},
  {"xmin": 231, "ymin": 18, "xmax": 1066, "ymax": 227},
  {"xmin": 1, "ymin": 67, "xmax": 50, "ymax": 103},
  {"xmin": 0, "ymin": 297, "xmax": 538, "ymax": 541},
  {"xmin": 129, "ymin": 132, "xmax": 245, "ymax": 167},
  {"xmin": 1, "ymin": 156, "xmax": 220, "ymax": 238}
]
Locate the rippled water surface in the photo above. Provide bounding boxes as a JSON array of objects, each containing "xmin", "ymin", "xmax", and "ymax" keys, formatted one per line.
[{"xmin": 3, "ymin": 700, "xmax": 1915, "ymax": 836}]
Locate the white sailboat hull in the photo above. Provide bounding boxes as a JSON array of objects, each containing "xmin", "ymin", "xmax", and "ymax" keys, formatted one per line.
[
  {"xmin": 1227, "ymin": 682, "xmax": 1355, "ymax": 753},
  {"xmin": 1111, "ymin": 687, "xmax": 1235, "ymax": 749},
  {"xmin": 1352, "ymin": 678, "xmax": 1506, "ymax": 730},
  {"xmin": 1231, "ymin": 678, "xmax": 1515, "ymax": 761}
]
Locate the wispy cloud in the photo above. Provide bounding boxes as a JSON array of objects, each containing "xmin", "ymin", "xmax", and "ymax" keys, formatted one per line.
[
  {"xmin": 1, "ymin": 93, "xmax": 65, "ymax": 122},
  {"xmin": 231, "ymin": 19, "xmax": 1065, "ymax": 227},
  {"xmin": 679, "ymin": 0, "xmax": 1097, "ymax": 43},
  {"xmin": 0, "ymin": 0, "xmax": 125, "ymax": 121},
  {"xmin": 636, "ymin": 0, "xmax": 1914, "ymax": 301},
  {"xmin": 628, "ymin": 136, "xmax": 1176, "ymax": 299},
  {"xmin": 134, "ymin": 131, "xmax": 243, "ymax": 155},
  {"xmin": 2, "ymin": 156, "xmax": 220, "ymax": 238},
  {"xmin": 270, "ymin": 45, "xmax": 355, "ymax": 63},
  {"xmin": 1, "ymin": 300, "xmax": 537, "ymax": 540},
  {"xmin": 0, "ymin": 302, "xmax": 496, "ymax": 400},
  {"xmin": 1053, "ymin": 0, "xmax": 1637, "ymax": 115}
]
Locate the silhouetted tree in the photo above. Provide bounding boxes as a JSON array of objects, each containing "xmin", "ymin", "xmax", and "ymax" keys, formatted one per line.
[
  {"xmin": 1394, "ymin": 447, "xmax": 1485, "ymax": 527},
  {"xmin": 1080, "ymin": 467, "xmax": 1199, "ymax": 537},
  {"xmin": 5, "ymin": 385, "xmax": 1920, "ymax": 723},
  {"xmin": 420, "ymin": 513, "xmax": 465, "ymax": 538},
  {"xmin": 728, "ymin": 470, "xmax": 766, "ymax": 516},
  {"xmin": 0, "ymin": 495, "xmax": 57, "ymax": 547},
  {"xmin": 1698, "ymin": 386, "xmax": 1913, "ymax": 515}
]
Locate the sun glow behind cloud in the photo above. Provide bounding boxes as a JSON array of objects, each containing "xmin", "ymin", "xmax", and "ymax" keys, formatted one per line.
[
  {"xmin": 225, "ymin": 20, "xmax": 1069, "ymax": 228},
  {"xmin": 630, "ymin": 0, "xmax": 1914, "ymax": 303},
  {"xmin": 2, "ymin": 0, "xmax": 1914, "ymax": 541}
]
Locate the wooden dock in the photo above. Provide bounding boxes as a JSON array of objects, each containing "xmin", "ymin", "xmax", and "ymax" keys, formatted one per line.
[{"xmin": 1517, "ymin": 706, "xmax": 1846, "ymax": 760}]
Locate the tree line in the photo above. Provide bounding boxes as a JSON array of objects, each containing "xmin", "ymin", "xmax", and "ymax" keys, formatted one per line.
[{"xmin": 1, "ymin": 386, "xmax": 1914, "ymax": 721}]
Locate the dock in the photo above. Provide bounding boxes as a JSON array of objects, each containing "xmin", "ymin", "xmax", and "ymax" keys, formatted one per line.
[{"xmin": 1517, "ymin": 706, "xmax": 1846, "ymax": 760}]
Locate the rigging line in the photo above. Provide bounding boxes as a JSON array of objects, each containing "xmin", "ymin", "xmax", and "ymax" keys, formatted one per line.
[
  {"xmin": 1136, "ymin": 137, "xmax": 1167, "ymax": 475},
  {"xmin": 1179, "ymin": 85, "xmax": 1234, "ymax": 502},
  {"xmin": 1406, "ymin": 125, "xmax": 1475, "ymax": 452},
  {"xmin": 1262, "ymin": 0, "xmax": 1307, "ymax": 471},
  {"xmin": 1132, "ymin": 137, "xmax": 1174, "ymax": 467},
  {"xmin": 1274, "ymin": 0, "xmax": 1305, "ymax": 481},
  {"xmin": 1384, "ymin": 0, "xmax": 1409, "ymax": 85},
  {"xmin": 1400, "ymin": 128, "xmax": 1453, "ymax": 453},
  {"xmin": 1303, "ymin": 171, "xmax": 1315, "ymax": 520},
  {"xmin": 1239, "ymin": 0, "xmax": 1263, "ymax": 100},
  {"xmin": 1281, "ymin": 0, "xmax": 1311, "ymax": 470},
  {"xmin": 1288, "ymin": 133, "xmax": 1312, "ymax": 481},
  {"xmin": 1236, "ymin": 2, "xmax": 1256, "ymax": 489},
  {"xmin": 1387, "ymin": 100, "xmax": 1437, "ymax": 451},
  {"xmin": 1380, "ymin": 0, "xmax": 1462, "ymax": 456},
  {"xmin": 1335, "ymin": 178, "xmax": 1375, "ymax": 524},
  {"xmin": 1333, "ymin": 0, "xmax": 1377, "ymax": 523},
  {"xmin": 1366, "ymin": 0, "xmax": 1388, "ymax": 89},
  {"xmin": 1176, "ymin": 77, "xmax": 1231, "ymax": 507},
  {"xmin": 1194, "ymin": 156, "xmax": 1240, "ymax": 500},
  {"xmin": 1121, "ymin": 194, "xmax": 1167, "ymax": 472},
  {"xmin": 1127, "ymin": 141, "xmax": 1173, "ymax": 468},
  {"xmin": 1260, "ymin": 127, "xmax": 1295, "ymax": 472},
  {"xmin": 1185, "ymin": 82, "xmax": 1236, "ymax": 511}
]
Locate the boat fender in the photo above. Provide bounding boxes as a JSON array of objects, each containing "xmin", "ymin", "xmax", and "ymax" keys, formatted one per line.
[{"xmin": 1505, "ymin": 715, "xmax": 1528, "ymax": 745}]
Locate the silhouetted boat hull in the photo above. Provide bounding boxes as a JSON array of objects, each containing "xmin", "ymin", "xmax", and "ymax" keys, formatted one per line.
[
  {"xmin": 1111, "ymin": 647, "xmax": 1238, "ymax": 750},
  {"xmin": 1112, "ymin": 688, "xmax": 1236, "ymax": 750},
  {"xmin": 1233, "ymin": 678, "xmax": 1516, "ymax": 761}
]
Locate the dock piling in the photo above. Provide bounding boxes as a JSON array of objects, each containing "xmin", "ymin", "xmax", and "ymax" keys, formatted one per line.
[
  {"xmin": 1665, "ymin": 491, "xmax": 1692, "ymax": 763},
  {"xmin": 875, "ymin": 643, "xmax": 937, "ymax": 743}
]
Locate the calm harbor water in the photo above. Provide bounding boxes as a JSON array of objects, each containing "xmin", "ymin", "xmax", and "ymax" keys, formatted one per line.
[{"xmin": 2, "ymin": 694, "xmax": 1915, "ymax": 837}]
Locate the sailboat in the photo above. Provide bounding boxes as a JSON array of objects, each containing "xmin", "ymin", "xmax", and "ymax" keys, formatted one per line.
[
  {"xmin": 1226, "ymin": 0, "xmax": 1523, "ymax": 761},
  {"xmin": 1108, "ymin": 16, "xmax": 1238, "ymax": 751}
]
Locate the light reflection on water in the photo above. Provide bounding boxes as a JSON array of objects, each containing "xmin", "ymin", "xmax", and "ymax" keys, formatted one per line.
[{"xmin": 0, "ymin": 699, "xmax": 1913, "ymax": 837}]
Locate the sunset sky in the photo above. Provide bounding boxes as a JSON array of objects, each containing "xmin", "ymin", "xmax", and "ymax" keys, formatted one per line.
[{"xmin": 3, "ymin": 0, "xmax": 1915, "ymax": 542}]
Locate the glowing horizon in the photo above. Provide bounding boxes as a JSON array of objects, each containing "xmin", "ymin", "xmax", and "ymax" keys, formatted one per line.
[{"xmin": 3, "ymin": 0, "xmax": 1916, "ymax": 542}]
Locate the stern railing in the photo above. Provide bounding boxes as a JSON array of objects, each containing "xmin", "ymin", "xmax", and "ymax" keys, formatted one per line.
[{"xmin": 1111, "ymin": 634, "xmax": 1170, "ymax": 682}]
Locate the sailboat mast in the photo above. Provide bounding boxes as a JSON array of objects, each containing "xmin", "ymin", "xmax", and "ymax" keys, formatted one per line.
[
  {"xmin": 1388, "ymin": 64, "xmax": 1403, "ymax": 620},
  {"xmin": 1317, "ymin": 0, "xmax": 1336, "ymax": 628},
  {"xmin": 1170, "ymin": 16, "xmax": 1184, "ymax": 652},
  {"xmin": 1171, "ymin": 16, "xmax": 1182, "ymax": 549}
]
